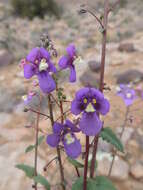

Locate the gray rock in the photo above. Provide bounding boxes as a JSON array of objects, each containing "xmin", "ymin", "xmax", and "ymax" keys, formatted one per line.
[
  {"xmin": 0, "ymin": 50, "xmax": 14, "ymax": 67},
  {"xmin": 97, "ymin": 152, "xmax": 129, "ymax": 180},
  {"xmin": 130, "ymin": 161, "xmax": 143, "ymax": 179},
  {"xmin": 80, "ymin": 70, "xmax": 99, "ymax": 88},
  {"xmin": 88, "ymin": 60, "xmax": 101, "ymax": 73},
  {"xmin": 118, "ymin": 43, "xmax": 136, "ymax": 52},
  {"xmin": 115, "ymin": 69, "xmax": 143, "ymax": 84}
]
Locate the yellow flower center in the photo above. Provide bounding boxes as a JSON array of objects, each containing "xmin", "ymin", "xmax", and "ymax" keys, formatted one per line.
[
  {"xmin": 22, "ymin": 95, "xmax": 27, "ymax": 101},
  {"xmin": 126, "ymin": 93, "xmax": 132, "ymax": 99},
  {"xmin": 83, "ymin": 98, "xmax": 88, "ymax": 104},
  {"xmin": 39, "ymin": 59, "xmax": 48, "ymax": 72},
  {"xmin": 65, "ymin": 133, "xmax": 75, "ymax": 145},
  {"xmin": 92, "ymin": 99, "xmax": 96, "ymax": 105}
]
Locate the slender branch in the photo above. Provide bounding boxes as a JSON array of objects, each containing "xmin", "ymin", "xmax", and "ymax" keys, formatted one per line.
[
  {"xmin": 108, "ymin": 0, "xmax": 120, "ymax": 14},
  {"xmin": 34, "ymin": 96, "xmax": 41, "ymax": 190},
  {"xmin": 48, "ymin": 94, "xmax": 66, "ymax": 190},
  {"xmin": 27, "ymin": 108, "xmax": 50, "ymax": 118},
  {"xmin": 55, "ymin": 109, "xmax": 71, "ymax": 122},
  {"xmin": 43, "ymin": 157, "xmax": 58, "ymax": 171},
  {"xmin": 50, "ymin": 93, "xmax": 60, "ymax": 108},
  {"xmin": 75, "ymin": 167, "xmax": 80, "ymax": 177},
  {"xmin": 83, "ymin": 136, "xmax": 90, "ymax": 190},
  {"xmin": 108, "ymin": 106, "xmax": 130, "ymax": 176},
  {"xmin": 90, "ymin": 0, "xmax": 109, "ymax": 178}
]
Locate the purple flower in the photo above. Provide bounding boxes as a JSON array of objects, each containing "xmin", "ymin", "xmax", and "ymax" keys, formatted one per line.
[
  {"xmin": 116, "ymin": 84, "xmax": 136, "ymax": 106},
  {"xmin": 23, "ymin": 47, "xmax": 57, "ymax": 93},
  {"xmin": 71, "ymin": 87, "xmax": 110, "ymax": 136},
  {"xmin": 58, "ymin": 44, "xmax": 77, "ymax": 82},
  {"xmin": 46, "ymin": 120, "xmax": 81, "ymax": 159}
]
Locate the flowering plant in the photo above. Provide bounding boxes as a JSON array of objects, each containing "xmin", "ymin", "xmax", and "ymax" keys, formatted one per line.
[{"xmin": 15, "ymin": 1, "xmax": 131, "ymax": 190}]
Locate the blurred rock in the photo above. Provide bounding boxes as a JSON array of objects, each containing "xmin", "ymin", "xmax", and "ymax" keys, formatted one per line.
[
  {"xmin": 0, "ymin": 88, "xmax": 18, "ymax": 112},
  {"xmin": 79, "ymin": 70, "xmax": 99, "ymax": 88},
  {"xmin": 116, "ymin": 127, "xmax": 134, "ymax": 146},
  {"xmin": 0, "ymin": 50, "xmax": 14, "ymax": 67},
  {"xmin": 0, "ymin": 113, "xmax": 12, "ymax": 126},
  {"xmin": 130, "ymin": 161, "xmax": 143, "ymax": 179},
  {"xmin": 88, "ymin": 60, "xmax": 101, "ymax": 73},
  {"xmin": 115, "ymin": 69, "xmax": 143, "ymax": 84},
  {"xmin": 118, "ymin": 43, "xmax": 136, "ymax": 52},
  {"xmin": 97, "ymin": 152, "xmax": 129, "ymax": 180}
]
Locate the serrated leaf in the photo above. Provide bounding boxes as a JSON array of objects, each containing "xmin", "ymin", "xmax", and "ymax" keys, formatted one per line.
[
  {"xmin": 33, "ymin": 175, "xmax": 50, "ymax": 190},
  {"xmin": 67, "ymin": 157, "xmax": 84, "ymax": 168},
  {"xmin": 72, "ymin": 177, "xmax": 97, "ymax": 190},
  {"xmin": 95, "ymin": 176, "xmax": 117, "ymax": 190},
  {"xmin": 100, "ymin": 127, "xmax": 124, "ymax": 152},
  {"xmin": 25, "ymin": 135, "xmax": 45, "ymax": 153},
  {"xmin": 16, "ymin": 164, "xmax": 35, "ymax": 178}
]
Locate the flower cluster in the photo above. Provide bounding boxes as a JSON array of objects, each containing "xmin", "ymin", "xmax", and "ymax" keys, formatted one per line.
[{"xmin": 22, "ymin": 45, "xmax": 110, "ymax": 159}]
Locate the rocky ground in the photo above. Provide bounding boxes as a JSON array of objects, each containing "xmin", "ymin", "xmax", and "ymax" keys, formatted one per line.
[{"xmin": 0, "ymin": 0, "xmax": 143, "ymax": 190}]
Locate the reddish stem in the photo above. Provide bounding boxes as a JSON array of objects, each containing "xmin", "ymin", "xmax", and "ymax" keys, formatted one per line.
[
  {"xmin": 90, "ymin": 0, "xmax": 109, "ymax": 178},
  {"xmin": 83, "ymin": 136, "xmax": 89, "ymax": 190},
  {"xmin": 48, "ymin": 94, "xmax": 66, "ymax": 190}
]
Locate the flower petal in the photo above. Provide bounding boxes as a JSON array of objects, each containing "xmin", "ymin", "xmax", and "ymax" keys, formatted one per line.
[
  {"xmin": 46, "ymin": 134, "xmax": 60, "ymax": 147},
  {"xmin": 63, "ymin": 137, "xmax": 81, "ymax": 159},
  {"xmin": 66, "ymin": 44, "xmax": 76, "ymax": 58},
  {"xmin": 71, "ymin": 100, "xmax": 85, "ymax": 115},
  {"xmin": 58, "ymin": 56, "xmax": 69, "ymax": 69},
  {"xmin": 79, "ymin": 112, "xmax": 102, "ymax": 136},
  {"xmin": 26, "ymin": 47, "xmax": 39, "ymax": 63},
  {"xmin": 75, "ymin": 87, "xmax": 89, "ymax": 101},
  {"xmin": 69, "ymin": 65, "xmax": 76, "ymax": 82},
  {"xmin": 37, "ymin": 71, "xmax": 56, "ymax": 93},
  {"xmin": 48, "ymin": 61, "xmax": 57, "ymax": 73},
  {"xmin": 24, "ymin": 64, "xmax": 35, "ymax": 79},
  {"xmin": 97, "ymin": 98, "xmax": 110, "ymax": 115},
  {"xmin": 39, "ymin": 47, "xmax": 50, "ymax": 60},
  {"xmin": 65, "ymin": 120, "xmax": 80, "ymax": 132},
  {"xmin": 53, "ymin": 122, "xmax": 64, "ymax": 134},
  {"xmin": 90, "ymin": 88, "xmax": 104, "ymax": 101}
]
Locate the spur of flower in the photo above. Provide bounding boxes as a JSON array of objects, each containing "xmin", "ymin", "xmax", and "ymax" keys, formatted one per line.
[
  {"xmin": 116, "ymin": 84, "xmax": 136, "ymax": 106},
  {"xmin": 46, "ymin": 120, "xmax": 81, "ymax": 159},
  {"xmin": 71, "ymin": 87, "xmax": 110, "ymax": 136},
  {"xmin": 23, "ymin": 47, "xmax": 57, "ymax": 93},
  {"xmin": 58, "ymin": 44, "xmax": 78, "ymax": 83}
]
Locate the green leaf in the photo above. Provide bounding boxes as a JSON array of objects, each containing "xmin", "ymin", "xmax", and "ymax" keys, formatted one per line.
[
  {"xmin": 25, "ymin": 135, "xmax": 45, "ymax": 153},
  {"xmin": 37, "ymin": 135, "xmax": 45, "ymax": 145},
  {"xmin": 33, "ymin": 174, "xmax": 50, "ymax": 190},
  {"xmin": 95, "ymin": 176, "xmax": 117, "ymax": 190},
  {"xmin": 72, "ymin": 176, "xmax": 117, "ymax": 190},
  {"xmin": 67, "ymin": 157, "xmax": 84, "ymax": 168},
  {"xmin": 15, "ymin": 164, "xmax": 35, "ymax": 178},
  {"xmin": 72, "ymin": 177, "xmax": 97, "ymax": 190},
  {"xmin": 25, "ymin": 145, "xmax": 35, "ymax": 153},
  {"xmin": 100, "ymin": 127, "xmax": 124, "ymax": 152}
]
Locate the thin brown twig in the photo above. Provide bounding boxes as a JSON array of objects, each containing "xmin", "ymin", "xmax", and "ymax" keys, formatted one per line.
[
  {"xmin": 28, "ymin": 108, "xmax": 50, "ymax": 118},
  {"xmin": 108, "ymin": 0, "xmax": 120, "ymax": 14},
  {"xmin": 34, "ymin": 96, "xmax": 42, "ymax": 190}
]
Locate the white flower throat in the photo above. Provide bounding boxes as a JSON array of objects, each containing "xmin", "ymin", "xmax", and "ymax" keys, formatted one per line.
[
  {"xmin": 39, "ymin": 59, "xmax": 48, "ymax": 72},
  {"xmin": 65, "ymin": 133, "xmax": 75, "ymax": 145}
]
